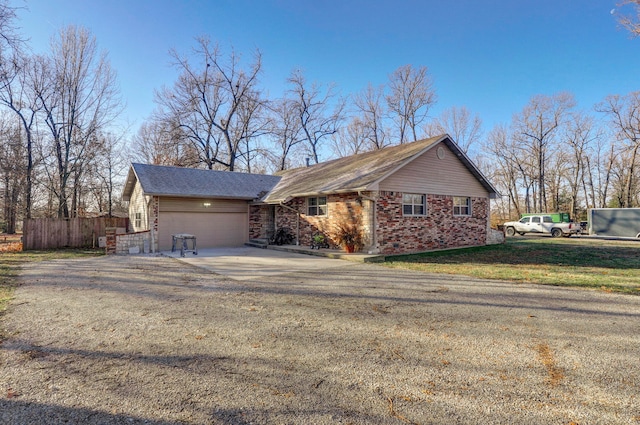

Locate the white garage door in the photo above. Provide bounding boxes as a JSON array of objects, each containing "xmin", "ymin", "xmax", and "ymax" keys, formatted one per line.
[{"xmin": 158, "ymin": 211, "xmax": 248, "ymax": 250}]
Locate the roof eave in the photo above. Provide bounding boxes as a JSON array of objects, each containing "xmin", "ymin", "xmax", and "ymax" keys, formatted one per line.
[
  {"xmin": 264, "ymin": 186, "xmax": 371, "ymax": 204},
  {"xmin": 121, "ymin": 165, "xmax": 139, "ymax": 202},
  {"xmin": 440, "ymin": 138, "xmax": 500, "ymax": 197},
  {"xmin": 144, "ymin": 192, "xmax": 257, "ymax": 201}
]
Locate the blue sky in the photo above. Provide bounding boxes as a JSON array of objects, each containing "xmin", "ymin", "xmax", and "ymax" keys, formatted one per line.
[{"xmin": 16, "ymin": 0, "xmax": 640, "ymax": 137}]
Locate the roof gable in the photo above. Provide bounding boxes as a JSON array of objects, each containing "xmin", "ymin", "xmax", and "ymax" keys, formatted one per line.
[
  {"xmin": 263, "ymin": 134, "xmax": 498, "ymax": 202},
  {"xmin": 122, "ymin": 163, "xmax": 281, "ymax": 201}
]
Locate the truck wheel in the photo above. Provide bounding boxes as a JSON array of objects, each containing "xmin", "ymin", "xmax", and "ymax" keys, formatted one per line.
[
  {"xmin": 505, "ymin": 227, "xmax": 516, "ymax": 237},
  {"xmin": 551, "ymin": 228, "xmax": 563, "ymax": 238}
]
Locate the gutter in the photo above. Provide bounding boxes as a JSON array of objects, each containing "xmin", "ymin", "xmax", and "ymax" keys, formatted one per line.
[
  {"xmin": 358, "ymin": 191, "xmax": 379, "ymax": 254},
  {"xmin": 279, "ymin": 201, "xmax": 300, "ymax": 245}
]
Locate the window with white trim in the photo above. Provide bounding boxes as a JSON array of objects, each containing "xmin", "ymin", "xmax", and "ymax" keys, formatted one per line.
[
  {"xmin": 307, "ymin": 196, "xmax": 327, "ymax": 216},
  {"xmin": 453, "ymin": 197, "xmax": 471, "ymax": 216},
  {"xmin": 402, "ymin": 193, "xmax": 426, "ymax": 216},
  {"xmin": 135, "ymin": 212, "xmax": 142, "ymax": 228}
]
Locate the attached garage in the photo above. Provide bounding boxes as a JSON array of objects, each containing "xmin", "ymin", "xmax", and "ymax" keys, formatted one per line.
[
  {"xmin": 157, "ymin": 198, "xmax": 249, "ymax": 250},
  {"xmin": 122, "ymin": 163, "xmax": 281, "ymax": 252}
]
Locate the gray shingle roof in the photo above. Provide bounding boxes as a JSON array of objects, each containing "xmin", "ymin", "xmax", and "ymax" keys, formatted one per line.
[
  {"xmin": 122, "ymin": 163, "xmax": 281, "ymax": 201},
  {"xmin": 263, "ymin": 134, "xmax": 498, "ymax": 203},
  {"xmin": 122, "ymin": 135, "xmax": 498, "ymax": 203}
]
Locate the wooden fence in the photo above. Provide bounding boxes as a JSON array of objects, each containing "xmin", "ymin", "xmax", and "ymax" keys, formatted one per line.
[{"xmin": 22, "ymin": 217, "xmax": 129, "ymax": 250}]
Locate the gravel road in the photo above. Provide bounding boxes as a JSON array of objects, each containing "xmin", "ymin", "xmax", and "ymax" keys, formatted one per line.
[{"xmin": 1, "ymin": 255, "xmax": 639, "ymax": 424}]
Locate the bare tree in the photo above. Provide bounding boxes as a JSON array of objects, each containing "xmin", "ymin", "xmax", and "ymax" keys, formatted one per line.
[
  {"xmin": 266, "ymin": 96, "xmax": 305, "ymax": 171},
  {"xmin": 561, "ymin": 111, "xmax": 603, "ymax": 216},
  {"xmin": 424, "ymin": 106, "xmax": 483, "ymax": 154},
  {"xmin": 234, "ymin": 89, "xmax": 270, "ymax": 172},
  {"xmin": 37, "ymin": 25, "xmax": 121, "ymax": 218},
  {"xmin": 0, "ymin": 51, "xmax": 45, "ymax": 220},
  {"xmin": 287, "ymin": 69, "xmax": 345, "ymax": 164},
  {"xmin": 0, "ymin": 1, "xmax": 38, "ymax": 220},
  {"xmin": 353, "ymin": 83, "xmax": 389, "ymax": 150},
  {"xmin": 484, "ymin": 124, "xmax": 535, "ymax": 218},
  {"xmin": 89, "ymin": 133, "xmax": 127, "ymax": 216},
  {"xmin": 512, "ymin": 92, "xmax": 575, "ymax": 212},
  {"xmin": 0, "ymin": 0, "xmax": 21, "ymax": 55},
  {"xmin": 0, "ymin": 117, "xmax": 24, "ymax": 233},
  {"xmin": 386, "ymin": 64, "xmax": 437, "ymax": 144},
  {"xmin": 597, "ymin": 91, "xmax": 640, "ymax": 207},
  {"xmin": 616, "ymin": 0, "xmax": 640, "ymax": 37},
  {"xmin": 131, "ymin": 120, "xmax": 199, "ymax": 166},
  {"xmin": 154, "ymin": 37, "xmax": 264, "ymax": 171},
  {"xmin": 590, "ymin": 135, "xmax": 617, "ymax": 208},
  {"xmin": 331, "ymin": 117, "xmax": 369, "ymax": 158}
]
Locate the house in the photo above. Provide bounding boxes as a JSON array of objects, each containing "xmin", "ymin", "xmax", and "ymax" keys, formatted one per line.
[{"xmin": 122, "ymin": 134, "xmax": 499, "ymax": 254}]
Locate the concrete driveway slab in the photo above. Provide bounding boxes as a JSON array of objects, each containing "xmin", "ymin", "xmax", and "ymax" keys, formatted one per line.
[{"xmin": 163, "ymin": 246, "xmax": 355, "ymax": 280}]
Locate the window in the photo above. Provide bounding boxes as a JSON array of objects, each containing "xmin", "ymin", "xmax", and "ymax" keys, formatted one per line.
[
  {"xmin": 308, "ymin": 196, "xmax": 327, "ymax": 216},
  {"xmin": 531, "ymin": 216, "xmax": 541, "ymax": 224},
  {"xmin": 453, "ymin": 197, "xmax": 471, "ymax": 216},
  {"xmin": 403, "ymin": 193, "xmax": 426, "ymax": 216},
  {"xmin": 134, "ymin": 212, "xmax": 142, "ymax": 228}
]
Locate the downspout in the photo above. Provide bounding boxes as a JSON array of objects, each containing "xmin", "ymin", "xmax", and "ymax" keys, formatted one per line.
[
  {"xmin": 278, "ymin": 201, "xmax": 300, "ymax": 245},
  {"xmin": 358, "ymin": 191, "xmax": 378, "ymax": 254}
]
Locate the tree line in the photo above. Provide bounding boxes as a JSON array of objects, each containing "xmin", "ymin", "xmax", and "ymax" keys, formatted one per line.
[
  {"xmin": 0, "ymin": 2, "xmax": 122, "ymax": 232},
  {"xmin": 1, "ymin": 1, "xmax": 639, "ymax": 233}
]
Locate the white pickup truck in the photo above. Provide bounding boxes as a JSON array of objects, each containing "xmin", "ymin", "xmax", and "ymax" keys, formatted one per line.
[{"xmin": 503, "ymin": 215, "xmax": 580, "ymax": 238}]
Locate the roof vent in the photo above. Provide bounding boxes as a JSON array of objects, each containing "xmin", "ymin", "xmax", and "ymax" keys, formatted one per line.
[{"xmin": 305, "ymin": 157, "xmax": 310, "ymax": 167}]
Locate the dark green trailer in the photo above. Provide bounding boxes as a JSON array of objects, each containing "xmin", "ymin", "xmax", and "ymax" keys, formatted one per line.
[{"xmin": 520, "ymin": 212, "xmax": 571, "ymax": 223}]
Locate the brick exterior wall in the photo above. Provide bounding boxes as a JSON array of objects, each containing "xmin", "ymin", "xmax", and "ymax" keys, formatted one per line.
[
  {"xmin": 249, "ymin": 205, "xmax": 266, "ymax": 240},
  {"xmin": 250, "ymin": 191, "xmax": 489, "ymax": 254},
  {"xmin": 265, "ymin": 193, "xmax": 372, "ymax": 249},
  {"xmin": 376, "ymin": 191, "xmax": 488, "ymax": 255}
]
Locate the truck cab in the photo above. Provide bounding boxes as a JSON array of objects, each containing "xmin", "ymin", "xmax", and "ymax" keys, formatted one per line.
[{"xmin": 514, "ymin": 215, "xmax": 555, "ymax": 234}]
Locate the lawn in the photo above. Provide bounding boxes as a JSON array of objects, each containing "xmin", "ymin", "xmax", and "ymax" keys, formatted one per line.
[{"xmin": 384, "ymin": 236, "xmax": 640, "ymax": 294}]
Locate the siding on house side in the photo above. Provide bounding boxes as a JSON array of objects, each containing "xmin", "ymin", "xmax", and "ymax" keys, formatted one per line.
[
  {"xmin": 128, "ymin": 181, "xmax": 150, "ymax": 232},
  {"xmin": 378, "ymin": 142, "xmax": 489, "ymax": 197}
]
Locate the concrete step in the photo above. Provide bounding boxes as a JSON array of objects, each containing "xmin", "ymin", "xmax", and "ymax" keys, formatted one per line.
[{"xmin": 245, "ymin": 239, "xmax": 269, "ymax": 249}]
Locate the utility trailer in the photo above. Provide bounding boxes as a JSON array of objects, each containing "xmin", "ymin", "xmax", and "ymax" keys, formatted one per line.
[{"xmin": 588, "ymin": 208, "xmax": 640, "ymax": 238}]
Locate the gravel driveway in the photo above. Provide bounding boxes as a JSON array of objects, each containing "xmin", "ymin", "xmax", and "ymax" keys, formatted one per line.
[{"xmin": 1, "ymin": 254, "xmax": 639, "ymax": 424}]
